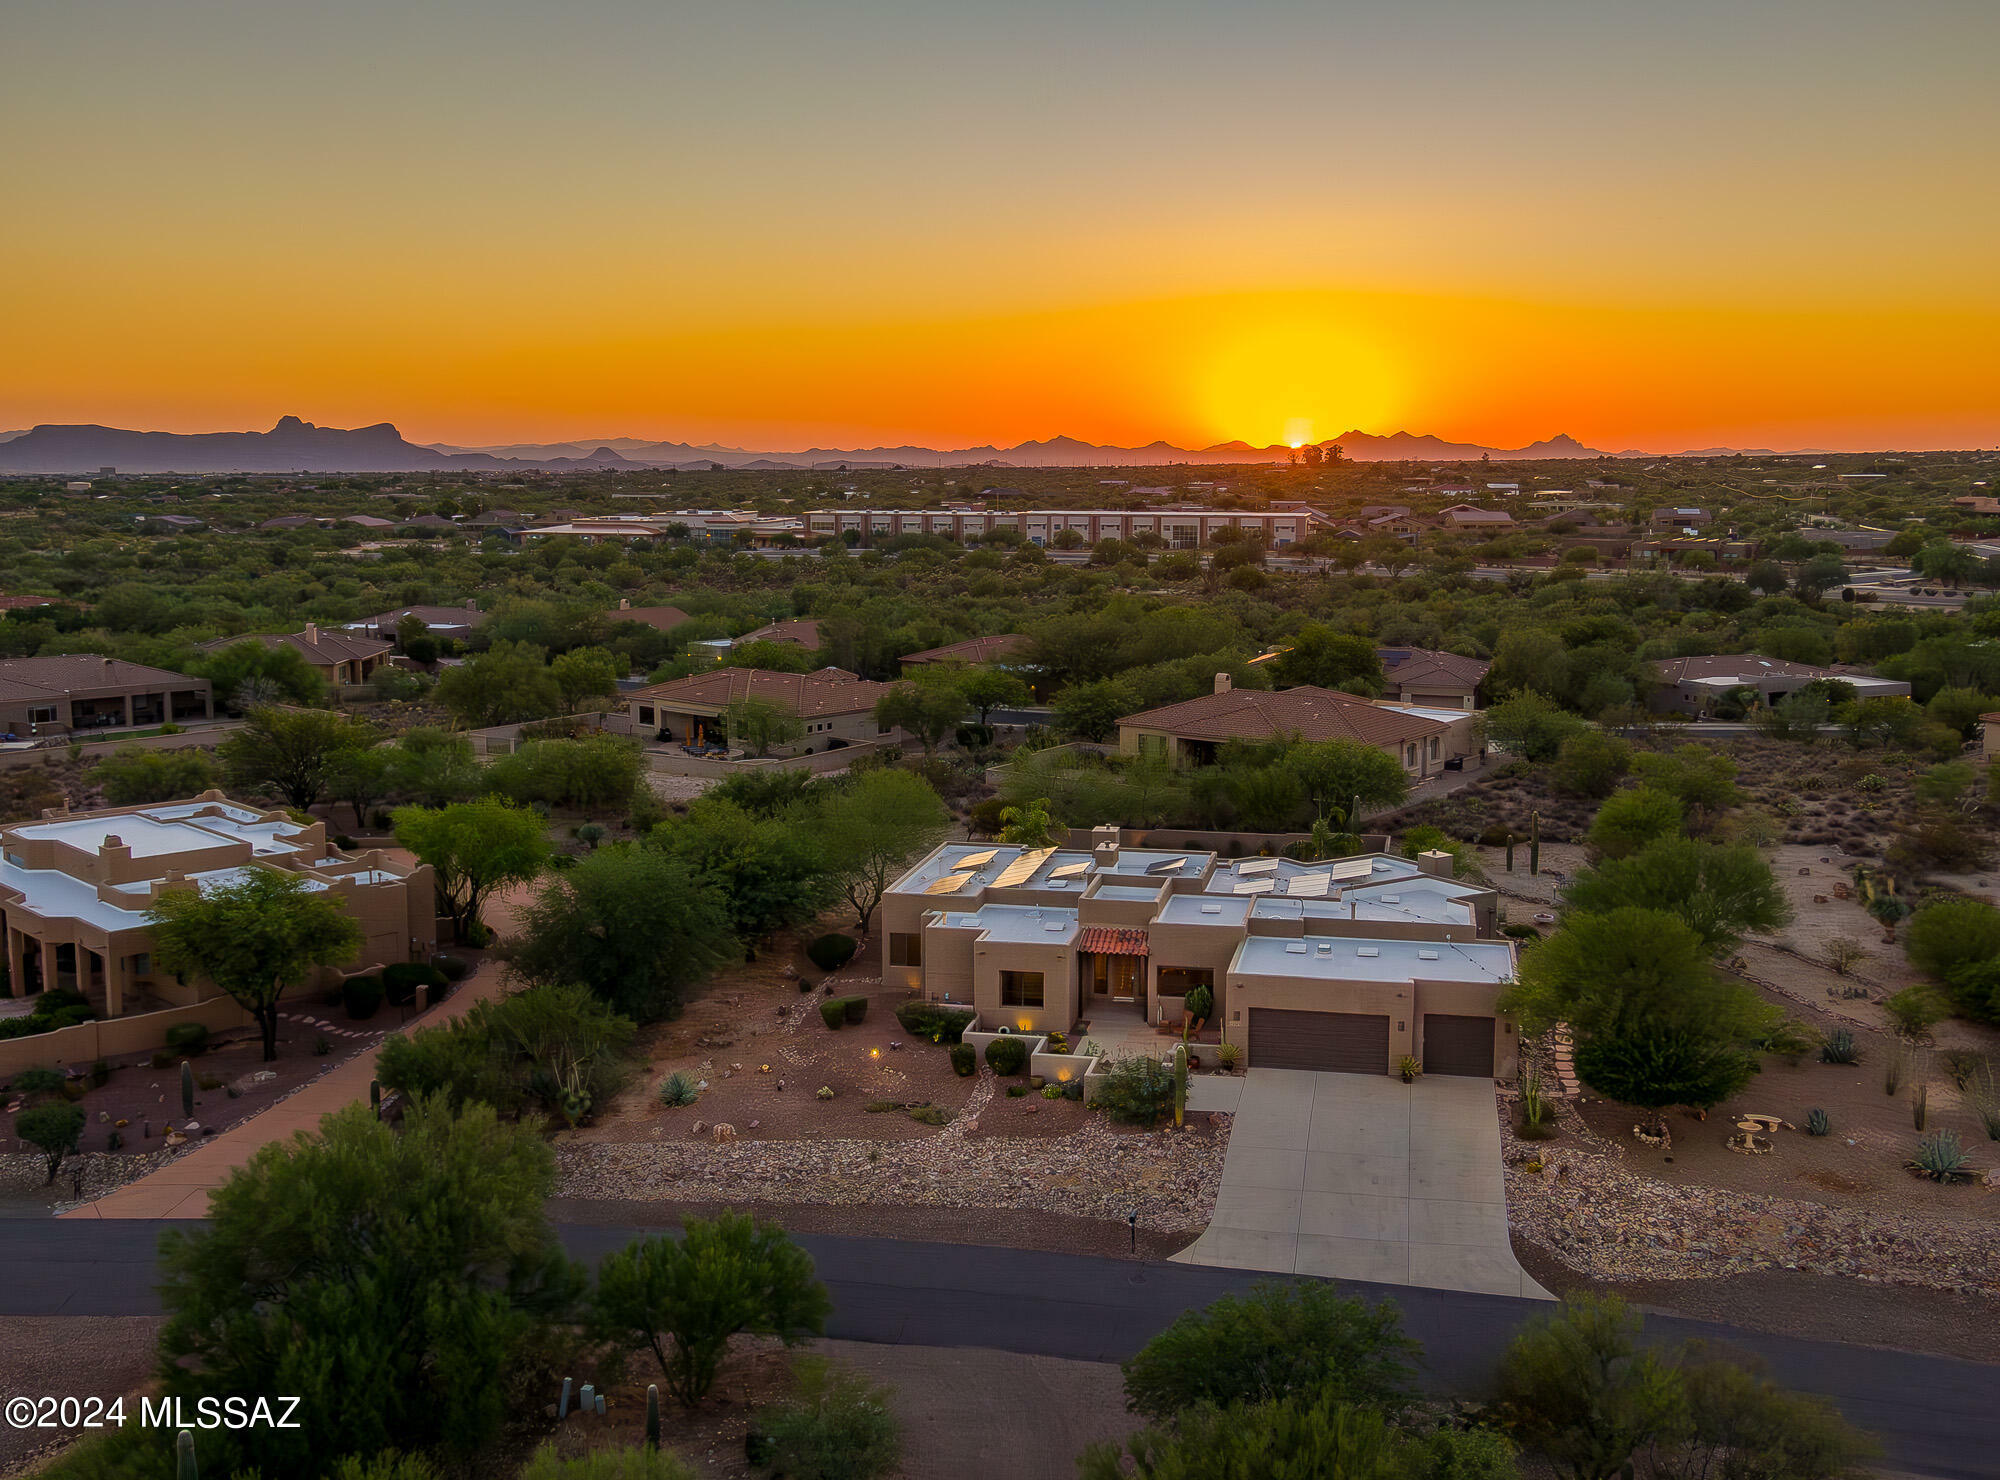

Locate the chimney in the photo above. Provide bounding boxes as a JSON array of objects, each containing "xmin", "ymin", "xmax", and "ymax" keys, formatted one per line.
[
  {"xmin": 102, "ymin": 656, "xmax": 114, "ymax": 670},
  {"xmin": 1213, "ymin": 671, "xmax": 1233, "ymax": 695},
  {"xmin": 1417, "ymin": 849, "xmax": 1453, "ymax": 880},
  {"xmin": 304, "ymin": 621, "xmax": 319, "ymax": 644},
  {"xmin": 1091, "ymin": 823, "xmax": 1120, "ymax": 866},
  {"xmin": 619, "ymin": 598, "xmax": 631, "ymax": 610},
  {"xmin": 465, "ymin": 598, "xmax": 478, "ymax": 611}
]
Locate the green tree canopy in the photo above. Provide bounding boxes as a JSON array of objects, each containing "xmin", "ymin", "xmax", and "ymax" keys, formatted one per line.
[
  {"xmin": 1079, "ymin": 1397, "xmax": 1516, "ymax": 1480},
  {"xmin": 1052, "ymin": 677, "xmax": 1139, "ymax": 741},
  {"xmin": 1585, "ymin": 787, "xmax": 1684, "ymax": 859},
  {"xmin": 721, "ymin": 696, "xmax": 805, "ymax": 757},
  {"xmin": 88, "ymin": 745, "xmax": 218, "ymax": 805},
  {"xmin": 874, "ymin": 680, "xmax": 965, "ymax": 758},
  {"xmin": 157, "ymin": 1099, "xmax": 583, "ymax": 1476},
  {"xmin": 507, "ymin": 844, "xmax": 734, "ymax": 1020},
  {"xmin": 1482, "ymin": 692, "xmax": 1587, "ymax": 762},
  {"xmin": 14, "ymin": 1103, "xmax": 84, "ymax": 1185},
  {"xmin": 436, "ymin": 640, "xmax": 565, "ymax": 727},
  {"xmin": 650, "ymin": 797, "xmax": 834, "ymax": 951},
  {"xmin": 1561, "ymin": 837, "xmax": 1791, "ymax": 952},
  {"xmin": 1281, "ymin": 738, "xmax": 1410, "ymax": 827},
  {"xmin": 589, "ymin": 1214, "xmax": 830, "ymax": 1408},
  {"xmin": 393, "ymin": 798, "xmax": 550, "ymax": 945},
  {"xmin": 1494, "ymin": 1296, "xmax": 1686, "ymax": 1480},
  {"xmin": 954, "ymin": 665, "xmax": 1032, "ymax": 724},
  {"xmin": 147, "ymin": 868, "xmax": 363, "ymax": 1060},
  {"xmin": 1268, "ymin": 625, "xmax": 1384, "ymax": 693},
  {"xmin": 549, "ymin": 645, "xmax": 623, "ymax": 711},
  {"xmin": 198, "ymin": 638, "xmax": 328, "ymax": 709},
  {"xmin": 217, "ymin": 705, "xmax": 377, "ymax": 811},
  {"xmin": 815, "ymin": 769, "xmax": 950, "ymax": 932}
]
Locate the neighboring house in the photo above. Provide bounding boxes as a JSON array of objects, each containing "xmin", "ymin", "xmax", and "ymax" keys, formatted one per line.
[
  {"xmin": 1982, "ymin": 712, "xmax": 2000, "ymax": 758},
  {"xmin": 1812, "ymin": 527, "xmax": 1897, "ymax": 554},
  {"xmin": 463, "ymin": 510, "xmax": 528, "ymax": 527},
  {"xmin": 257, "ymin": 515, "xmax": 314, "ymax": 530},
  {"xmin": 1651, "ymin": 507, "xmax": 1712, "ymax": 527},
  {"xmin": 1649, "ymin": 655, "xmax": 1911, "ymax": 716},
  {"xmin": 1117, "ymin": 675, "xmax": 1478, "ymax": 778},
  {"xmin": 340, "ymin": 514, "xmax": 396, "ymax": 530},
  {"xmin": 1431, "ymin": 504, "xmax": 1514, "ymax": 530},
  {"xmin": 880, "ymin": 833, "xmax": 1517, "ymax": 1076},
  {"xmin": 1376, "ymin": 648, "xmax": 1491, "ymax": 710},
  {"xmin": 1952, "ymin": 496, "xmax": 2000, "ymax": 515},
  {"xmin": 135, "ymin": 514, "xmax": 206, "ymax": 533},
  {"xmin": 606, "ymin": 599, "xmax": 692, "ymax": 633},
  {"xmin": 1632, "ymin": 537, "xmax": 1759, "ymax": 561},
  {"xmin": 620, "ymin": 666, "xmax": 894, "ymax": 754},
  {"xmin": 0, "ymin": 656, "xmax": 211, "ymax": 736},
  {"xmin": 736, "ymin": 618, "xmax": 822, "ymax": 650},
  {"xmin": 197, "ymin": 624, "xmax": 392, "ymax": 687},
  {"xmin": 803, "ymin": 507, "xmax": 1328, "ymax": 550},
  {"xmin": 0, "ymin": 794, "xmax": 434, "ymax": 1019},
  {"xmin": 346, "ymin": 601, "xmax": 484, "ymax": 640},
  {"xmin": 899, "ymin": 634, "xmax": 1029, "ymax": 669}
]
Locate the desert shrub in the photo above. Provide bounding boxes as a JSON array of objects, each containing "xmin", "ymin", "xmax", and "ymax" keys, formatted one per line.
[
  {"xmin": 383, "ymin": 962, "xmax": 448, "ymax": 1008},
  {"xmin": 165, "ymin": 1022, "xmax": 210, "ymax": 1056},
  {"xmin": 1752, "ymin": 1018, "xmax": 1816, "ymax": 1063},
  {"xmin": 1941, "ymin": 1050, "xmax": 1985, "ymax": 1089},
  {"xmin": 1183, "ymin": 983, "xmax": 1214, "ymax": 1022},
  {"xmin": 1215, "ymin": 1041, "xmax": 1242, "ymax": 1071},
  {"xmin": 1121, "ymin": 1281, "xmax": 1418, "ymax": 1422},
  {"xmin": 1818, "ymin": 1028, "xmax": 1859, "ymax": 1065},
  {"xmin": 1905, "ymin": 897, "xmax": 2000, "ymax": 989},
  {"xmin": 842, "ymin": 995, "xmax": 868, "ymax": 1025},
  {"xmin": 893, "ymin": 1000, "xmax": 975, "ymax": 1043},
  {"xmin": 806, "ymin": 934, "xmax": 858, "ymax": 972},
  {"xmin": 431, "ymin": 953, "xmax": 470, "ymax": 982},
  {"xmin": 14, "ymin": 1102, "xmax": 84, "ymax": 1184},
  {"xmin": 1882, "ymin": 985, "xmax": 1945, "ymax": 1041},
  {"xmin": 1501, "ymin": 922, "xmax": 1543, "ymax": 940},
  {"xmin": 1495, "ymin": 1296, "xmax": 1684, "ymax": 1478},
  {"xmin": 907, "ymin": 1104, "xmax": 948, "ymax": 1125},
  {"xmin": 983, "ymin": 1036, "xmax": 1028, "ymax": 1075},
  {"xmin": 760, "ymin": 1356, "xmax": 902, "ymax": 1480},
  {"xmin": 658, "ymin": 1071, "xmax": 701, "ymax": 1108},
  {"xmin": 1909, "ymin": 1129, "xmax": 1974, "ymax": 1182},
  {"xmin": 818, "ymin": 1000, "xmax": 845, "ymax": 1030},
  {"xmin": 343, "ymin": 974, "xmax": 385, "ymax": 1021},
  {"xmin": 1094, "ymin": 1054, "xmax": 1174, "ymax": 1124},
  {"xmin": 948, "ymin": 1043, "xmax": 976, "ymax": 1076}
]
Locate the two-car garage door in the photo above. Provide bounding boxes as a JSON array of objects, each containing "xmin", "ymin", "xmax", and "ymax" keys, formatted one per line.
[
  {"xmin": 1248, "ymin": 1007, "xmax": 1496, "ymax": 1077},
  {"xmin": 1248, "ymin": 1009, "xmax": 1389, "ymax": 1074}
]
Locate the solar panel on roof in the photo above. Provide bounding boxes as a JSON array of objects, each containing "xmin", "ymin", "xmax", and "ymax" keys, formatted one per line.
[
  {"xmin": 1232, "ymin": 879, "xmax": 1275, "ymax": 895},
  {"xmin": 1048, "ymin": 860, "xmax": 1092, "ymax": 880},
  {"xmin": 1288, "ymin": 874, "xmax": 1331, "ymax": 897},
  {"xmin": 924, "ymin": 872, "xmax": 976, "ymax": 896},
  {"xmin": 1237, "ymin": 857, "xmax": 1280, "ymax": 876},
  {"xmin": 953, "ymin": 849, "xmax": 998, "ymax": 869},
  {"xmin": 991, "ymin": 847, "xmax": 1056, "ymax": 888},
  {"xmin": 1146, "ymin": 856, "xmax": 1188, "ymax": 875},
  {"xmin": 1324, "ymin": 858, "xmax": 1375, "ymax": 881}
]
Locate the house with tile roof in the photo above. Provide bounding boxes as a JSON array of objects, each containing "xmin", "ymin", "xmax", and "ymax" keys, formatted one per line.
[
  {"xmin": 735, "ymin": 618, "xmax": 823, "ymax": 650},
  {"xmin": 1117, "ymin": 675, "xmax": 1478, "ymax": 777},
  {"xmin": 899, "ymin": 634, "xmax": 1030, "ymax": 669},
  {"xmin": 621, "ymin": 666, "xmax": 895, "ymax": 755},
  {"xmin": 345, "ymin": 601, "xmax": 484, "ymax": 640},
  {"xmin": 606, "ymin": 599, "xmax": 693, "ymax": 633},
  {"xmin": 0, "ymin": 656, "xmax": 211, "ymax": 738},
  {"xmin": 1376, "ymin": 648, "xmax": 1491, "ymax": 711},
  {"xmin": 196, "ymin": 624, "xmax": 392, "ymax": 687},
  {"xmin": 1649, "ymin": 655, "xmax": 1910, "ymax": 716}
]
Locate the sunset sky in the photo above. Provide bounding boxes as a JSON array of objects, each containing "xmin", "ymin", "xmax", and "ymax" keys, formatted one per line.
[{"xmin": 5, "ymin": 0, "xmax": 1996, "ymax": 452}]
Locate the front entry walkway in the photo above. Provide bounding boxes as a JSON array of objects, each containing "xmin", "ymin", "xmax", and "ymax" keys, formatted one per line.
[{"xmin": 1174, "ymin": 1070, "xmax": 1550, "ymax": 1299}]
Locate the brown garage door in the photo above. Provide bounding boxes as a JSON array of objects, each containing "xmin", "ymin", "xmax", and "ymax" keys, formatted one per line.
[
  {"xmin": 1422, "ymin": 1014, "xmax": 1495, "ymax": 1077},
  {"xmin": 1248, "ymin": 1009, "xmax": 1389, "ymax": 1074}
]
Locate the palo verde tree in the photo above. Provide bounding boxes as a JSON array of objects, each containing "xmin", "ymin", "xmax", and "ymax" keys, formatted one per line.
[
  {"xmin": 815, "ymin": 768, "xmax": 950, "ymax": 933},
  {"xmin": 216, "ymin": 705, "xmax": 378, "ymax": 811},
  {"xmin": 590, "ymin": 1213, "xmax": 830, "ymax": 1408},
  {"xmin": 719, "ymin": 696, "xmax": 803, "ymax": 757},
  {"xmin": 1503, "ymin": 907, "xmax": 1772, "ymax": 1128},
  {"xmin": 1560, "ymin": 837, "xmax": 1791, "ymax": 953},
  {"xmin": 147, "ymin": 868, "xmax": 363, "ymax": 1061},
  {"xmin": 873, "ymin": 680, "xmax": 966, "ymax": 758},
  {"xmin": 392, "ymin": 797, "xmax": 550, "ymax": 946}
]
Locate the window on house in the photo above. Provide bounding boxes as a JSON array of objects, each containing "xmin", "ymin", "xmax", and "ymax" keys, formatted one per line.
[
  {"xmin": 1406, "ymin": 744, "xmax": 1418, "ymax": 765},
  {"xmin": 1429, "ymin": 737, "xmax": 1440, "ymax": 759},
  {"xmin": 638, "ymin": 705, "xmax": 655, "ymax": 725},
  {"xmin": 999, "ymin": 971, "xmax": 1044, "ymax": 1007},
  {"xmin": 889, "ymin": 933, "xmax": 922, "ymax": 967},
  {"xmin": 130, "ymin": 953, "xmax": 151, "ymax": 976},
  {"xmin": 28, "ymin": 706, "xmax": 56, "ymax": 723},
  {"xmin": 1138, "ymin": 733, "xmax": 1166, "ymax": 758},
  {"xmin": 1157, "ymin": 966, "xmax": 1213, "ymax": 995}
]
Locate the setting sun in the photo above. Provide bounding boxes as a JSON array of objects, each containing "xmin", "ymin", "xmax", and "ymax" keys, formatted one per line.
[{"xmin": 1193, "ymin": 313, "xmax": 1405, "ymax": 448}]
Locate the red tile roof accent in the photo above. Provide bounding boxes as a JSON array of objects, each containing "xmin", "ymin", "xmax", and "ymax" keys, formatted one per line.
[
  {"xmin": 1077, "ymin": 926, "xmax": 1149, "ymax": 956},
  {"xmin": 1120, "ymin": 685, "xmax": 1451, "ymax": 747},
  {"xmin": 629, "ymin": 665, "xmax": 890, "ymax": 717}
]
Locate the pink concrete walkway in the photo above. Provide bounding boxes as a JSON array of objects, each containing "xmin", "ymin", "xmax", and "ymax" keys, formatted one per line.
[{"xmin": 64, "ymin": 884, "xmax": 531, "ymax": 1221}]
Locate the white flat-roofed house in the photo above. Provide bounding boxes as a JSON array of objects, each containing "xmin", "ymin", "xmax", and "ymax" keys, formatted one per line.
[
  {"xmin": 878, "ymin": 833, "xmax": 1516, "ymax": 1078},
  {"xmin": 1649, "ymin": 655, "xmax": 1911, "ymax": 717}
]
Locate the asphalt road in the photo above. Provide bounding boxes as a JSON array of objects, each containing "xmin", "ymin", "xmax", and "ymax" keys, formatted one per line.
[{"xmin": 1, "ymin": 1220, "xmax": 1991, "ymax": 1477}]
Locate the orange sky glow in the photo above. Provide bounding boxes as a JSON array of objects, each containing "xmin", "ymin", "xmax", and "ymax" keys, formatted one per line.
[{"xmin": 4, "ymin": 2, "xmax": 1995, "ymax": 454}]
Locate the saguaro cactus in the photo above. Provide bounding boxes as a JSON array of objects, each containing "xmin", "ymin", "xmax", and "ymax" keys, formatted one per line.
[
  {"xmin": 180, "ymin": 1061, "xmax": 195, "ymax": 1119},
  {"xmin": 645, "ymin": 1384, "xmax": 661, "ymax": 1449},
  {"xmin": 1529, "ymin": 810, "xmax": 1541, "ymax": 877},
  {"xmin": 176, "ymin": 1428, "xmax": 197, "ymax": 1480}
]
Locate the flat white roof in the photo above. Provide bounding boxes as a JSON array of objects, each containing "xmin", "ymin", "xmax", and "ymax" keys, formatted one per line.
[
  {"xmin": 15, "ymin": 815, "xmax": 239, "ymax": 860},
  {"xmin": 931, "ymin": 904, "xmax": 1080, "ymax": 945},
  {"xmin": 1232, "ymin": 934, "xmax": 1513, "ymax": 986}
]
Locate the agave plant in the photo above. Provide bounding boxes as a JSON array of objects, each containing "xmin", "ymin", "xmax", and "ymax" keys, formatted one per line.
[
  {"xmin": 1818, "ymin": 1029, "xmax": 1859, "ymax": 1066},
  {"xmin": 1805, "ymin": 1107, "xmax": 1831, "ymax": 1137},
  {"xmin": 1908, "ymin": 1129, "xmax": 1974, "ymax": 1184},
  {"xmin": 657, "ymin": 1070, "xmax": 702, "ymax": 1108}
]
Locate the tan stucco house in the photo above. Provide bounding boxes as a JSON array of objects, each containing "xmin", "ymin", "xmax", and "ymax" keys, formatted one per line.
[
  {"xmin": 880, "ymin": 832, "xmax": 1517, "ymax": 1078},
  {"xmin": 621, "ymin": 666, "xmax": 894, "ymax": 755},
  {"xmin": 0, "ymin": 656, "xmax": 212, "ymax": 737},
  {"xmin": 0, "ymin": 794, "xmax": 435, "ymax": 1020}
]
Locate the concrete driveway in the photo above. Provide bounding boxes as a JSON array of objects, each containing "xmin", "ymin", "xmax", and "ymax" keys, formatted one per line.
[{"xmin": 1176, "ymin": 1070, "xmax": 1550, "ymax": 1299}]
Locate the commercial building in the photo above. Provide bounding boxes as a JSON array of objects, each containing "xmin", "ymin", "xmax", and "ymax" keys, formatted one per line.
[
  {"xmin": 0, "ymin": 656, "xmax": 212, "ymax": 737},
  {"xmin": 0, "ymin": 794, "xmax": 435, "ymax": 1019},
  {"xmin": 881, "ymin": 833, "xmax": 1517, "ymax": 1077}
]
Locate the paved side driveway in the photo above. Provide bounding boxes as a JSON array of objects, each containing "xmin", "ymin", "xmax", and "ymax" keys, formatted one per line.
[{"xmin": 1175, "ymin": 1070, "xmax": 1551, "ymax": 1299}]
